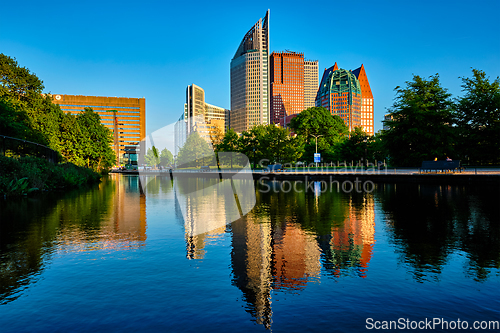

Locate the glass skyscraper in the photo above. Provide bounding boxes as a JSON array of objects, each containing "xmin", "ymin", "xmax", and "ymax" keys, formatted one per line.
[{"xmin": 230, "ymin": 10, "xmax": 269, "ymax": 133}]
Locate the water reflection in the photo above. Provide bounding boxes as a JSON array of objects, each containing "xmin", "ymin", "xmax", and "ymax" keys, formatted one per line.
[
  {"xmin": 2, "ymin": 174, "xmax": 499, "ymax": 330},
  {"xmin": 0, "ymin": 175, "xmax": 147, "ymax": 304},
  {"xmin": 376, "ymin": 183, "xmax": 500, "ymax": 282},
  {"xmin": 180, "ymin": 179, "xmax": 498, "ymax": 328}
]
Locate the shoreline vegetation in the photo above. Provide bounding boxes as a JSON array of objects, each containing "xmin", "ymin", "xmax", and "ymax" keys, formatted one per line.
[
  {"xmin": 0, "ymin": 155, "xmax": 101, "ymax": 197},
  {"xmin": 1, "ymin": 54, "xmax": 115, "ymax": 198}
]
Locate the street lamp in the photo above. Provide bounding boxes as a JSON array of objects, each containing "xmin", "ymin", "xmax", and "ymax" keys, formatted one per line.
[
  {"xmin": 311, "ymin": 134, "xmax": 323, "ymax": 154},
  {"xmin": 253, "ymin": 147, "xmax": 256, "ymax": 170},
  {"xmin": 311, "ymin": 134, "xmax": 323, "ymax": 168}
]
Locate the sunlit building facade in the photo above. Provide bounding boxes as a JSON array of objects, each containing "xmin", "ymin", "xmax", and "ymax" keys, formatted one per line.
[
  {"xmin": 176, "ymin": 84, "xmax": 229, "ymax": 151},
  {"xmin": 51, "ymin": 94, "xmax": 146, "ymax": 164},
  {"xmin": 230, "ymin": 10, "xmax": 270, "ymax": 132},
  {"xmin": 315, "ymin": 63, "xmax": 374, "ymax": 134},
  {"xmin": 270, "ymin": 51, "xmax": 304, "ymax": 124},
  {"xmin": 304, "ymin": 60, "xmax": 319, "ymax": 109},
  {"xmin": 352, "ymin": 65, "xmax": 374, "ymax": 135}
]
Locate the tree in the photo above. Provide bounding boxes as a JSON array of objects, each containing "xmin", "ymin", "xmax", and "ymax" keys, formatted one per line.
[
  {"xmin": 382, "ymin": 74, "xmax": 455, "ymax": 166},
  {"xmin": 209, "ymin": 126, "xmax": 224, "ymax": 147},
  {"xmin": 216, "ymin": 129, "xmax": 241, "ymax": 168},
  {"xmin": 177, "ymin": 132, "xmax": 213, "ymax": 168},
  {"xmin": 0, "ymin": 54, "xmax": 44, "ymax": 100},
  {"xmin": 241, "ymin": 124, "xmax": 304, "ymax": 166},
  {"xmin": 160, "ymin": 148, "xmax": 174, "ymax": 167},
  {"xmin": 336, "ymin": 127, "xmax": 369, "ymax": 162},
  {"xmin": 454, "ymin": 69, "xmax": 500, "ymax": 164},
  {"xmin": 289, "ymin": 107, "xmax": 348, "ymax": 163},
  {"xmin": 144, "ymin": 146, "xmax": 160, "ymax": 167},
  {"xmin": 0, "ymin": 54, "xmax": 116, "ymax": 172},
  {"xmin": 76, "ymin": 107, "xmax": 115, "ymax": 171}
]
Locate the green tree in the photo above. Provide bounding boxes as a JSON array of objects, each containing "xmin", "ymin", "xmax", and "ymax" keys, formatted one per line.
[
  {"xmin": 216, "ymin": 128, "xmax": 241, "ymax": 168},
  {"xmin": 76, "ymin": 107, "xmax": 115, "ymax": 171},
  {"xmin": 240, "ymin": 124, "xmax": 304, "ymax": 166},
  {"xmin": 454, "ymin": 69, "xmax": 500, "ymax": 164},
  {"xmin": 160, "ymin": 148, "xmax": 174, "ymax": 167},
  {"xmin": 336, "ymin": 127, "xmax": 370, "ymax": 162},
  {"xmin": 0, "ymin": 54, "xmax": 44, "ymax": 100},
  {"xmin": 382, "ymin": 74, "xmax": 455, "ymax": 166},
  {"xmin": 289, "ymin": 107, "xmax": 348, "ymax": 163},
  {"xmin": 177, "ymin": 132, "xmax": 212, "ymax": 168},
  {"xmin": 144, "ymin": 146, "xmax": 160, "ymax": 167}
]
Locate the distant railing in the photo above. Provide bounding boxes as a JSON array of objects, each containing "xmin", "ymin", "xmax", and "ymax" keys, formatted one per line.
[{"xmin": 0, "ymin": 135, "xmax": 60, "ymax": 163}]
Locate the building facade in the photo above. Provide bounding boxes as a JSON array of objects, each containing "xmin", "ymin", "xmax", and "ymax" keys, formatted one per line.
[
  {"xmin": 230, "ymin": 10, "xmax": 270, "ymax": 133},
  {"xmin": 175, "ymin": 84, "xmax": 228, "ymax": 155},
  {"xmin": 315, "ymin": 63, "xmax": 374, "ymax": 134},
  {"xmin": 51, "ymin": 94, "xmax": 145, "ymax": 164},
  {"xmin": 316, "ymin": 64, "xmax": 362, "ymax": 132},
  {"xmin": 270, "ymin": 52, "xmax": 319, "ymax": 125},
  {"xmin": 352, "ymin": 64, "xmax": 374, "ymax": 135},
  {"xmin": 304, "ymin": 60, "xmax": 319, "ymax": 109},
  {"xmin": 270, "ymin": 51, "xmax": 304, "ymax": 124}
]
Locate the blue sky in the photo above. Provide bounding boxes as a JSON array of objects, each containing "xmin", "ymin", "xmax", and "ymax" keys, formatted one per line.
[{"xmin": 1, "ymin": 0, "xmax": 499, "ymax": 134}]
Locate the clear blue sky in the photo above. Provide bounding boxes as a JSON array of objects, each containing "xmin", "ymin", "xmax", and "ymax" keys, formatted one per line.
[{"xmin": 1, "ymin": 0, "xmax": 499, "ymax": 134}]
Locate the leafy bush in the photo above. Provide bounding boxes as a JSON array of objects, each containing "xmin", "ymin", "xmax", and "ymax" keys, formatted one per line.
[{"xmin": 0, "ymin": 155, "xmax": 101, "ymax": 196}]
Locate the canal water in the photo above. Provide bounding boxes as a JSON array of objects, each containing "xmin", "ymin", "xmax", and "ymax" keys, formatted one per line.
[{"xmin": 1, "ymin": 174, "xmax": 499, "ymax": 332}]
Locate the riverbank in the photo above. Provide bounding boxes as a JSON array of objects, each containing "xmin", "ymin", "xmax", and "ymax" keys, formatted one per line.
[
  {"xmin": 112, "ymin": 168, "xmax": 500, "ymax": 185},
  {"xmin": 0, "ymin": 155, "xmax": 102, "ymax": 197}
]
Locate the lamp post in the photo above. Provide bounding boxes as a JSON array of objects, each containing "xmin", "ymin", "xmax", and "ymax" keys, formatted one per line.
[
  {"xmin": 311, "ymin": 134, "xmax": 323, "ymax": 168},
  {"xmin": 253, "ymin": 147, "xmax": 256, "ymax": 170}
]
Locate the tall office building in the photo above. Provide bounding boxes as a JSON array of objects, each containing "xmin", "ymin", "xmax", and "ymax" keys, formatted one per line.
[
  {"xmin": 270, "ymin": 51, "xmax": 304, "ymax": 124},
  {"xmin": 304, "ymin": 60, "xmax": 319, "ymax": 109},
  {"xmin": 175, "ymin": 84, "xmax": 228, "ymax": 155},
  {"xmin": 352, "ymin": 65, "xmax": 374, "ymax": 135},
  {"xmin": 230, "ymin": 10, "xmax": 270, "ymax": 133},
  {"xmin": 270, "ymin": 52, "xmax": 318, "ymax": 125},
  {"xmin": 315, "ymin": 63, "xmax": 374, "ymax": 135},
  {"xmin": 51, "ymin": 94, "xmax": 146, "ymax": 164}
]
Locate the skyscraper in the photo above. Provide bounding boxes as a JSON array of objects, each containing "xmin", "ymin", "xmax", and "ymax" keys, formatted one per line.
[
  {"xmin": 270, "ymin": 52, "xmax": 318, "ymax": 125},
  {"xmin": 175, "ymin": 84, "xmax": 228, "ymax": 155},
  {"xmin": 270, "ymin": 51, "xmax": 304, "ymax": 124},
  {"xmin": 352, "ymin": 65, "xmax": 374, "ymax": 135},
  {"xmin": 304, "ymin": 60, "xmax": 319, "ymax": 109},
  {"xmin": 316, "ymin": 63, "xmax": 374, "ymax": 134},
  {"xmin": 316, "ymin": 63, "xmax": 362, "ymax": 132},
  {"xmin": 230, "ymin": 10, "xmax": 270, "ymax": 133}
]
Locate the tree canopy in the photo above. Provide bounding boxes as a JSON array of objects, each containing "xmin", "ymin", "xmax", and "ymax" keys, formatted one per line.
[
  {"xmin": 382, "ymin": 74, "xmax": 455, "ymax": 166},
  {"xmin": 454, "ymin": 69, "xmax": 500, "ymax": 164},
  {"xmin": 0, "ymin": 53, "xmax": 116, "ymax": 172}
]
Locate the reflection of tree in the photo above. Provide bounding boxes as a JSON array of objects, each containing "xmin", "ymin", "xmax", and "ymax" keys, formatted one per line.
[
  {"xmin": 377, "ymin": 183, "xmax": 500, "ymax": 282},
  {"xmin": 0, "ymin": 181, "xmax": 114, "ymax": 303},
  {"xmin": 0, "ymin": 175, "xmax": 149, "ymax": 304}
]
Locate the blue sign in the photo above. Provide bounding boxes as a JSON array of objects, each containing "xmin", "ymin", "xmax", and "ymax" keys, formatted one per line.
[{"xmin": 314, "ymin": 153, "xmax": 321, "ymax": 163}]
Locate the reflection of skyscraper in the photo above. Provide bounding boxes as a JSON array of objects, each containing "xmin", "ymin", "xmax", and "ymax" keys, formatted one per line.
[
  {"xmin": 230, "ymin": 10, "xmax": 270, "ymax": 132},
  {"xmin": 231, "ymin": 215, "xmax": 273, "ymax": 328},
  {"xmin": 325, "ymin": 195, "xmax": 375, "ymax": 278},
  {"xmin": 272, "ymin": 220, "xmax": 321, "ymax": 290}
]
